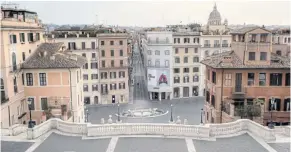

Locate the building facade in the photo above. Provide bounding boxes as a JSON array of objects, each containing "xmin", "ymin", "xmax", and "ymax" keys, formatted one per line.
[
  {"xmin": 201, "ymin": 27, "xmax": 290, "ymax": 125},
  {"xmin": 98, "ymin": 33, "xmax": 130, "ymax": 104},
  {"xmin": 21, "ymin": 43, "xmax": 87, "ymax": 125},
  {"xmin": 172, "ymin": 32, "xmax": 203, "ymax": 98},
  {"xmin": 142, "ymin": 31, "xmax": 173, "ymax": 100},
  {"xmin": 1, "ymin": 6, "xmax": 44, "ymax": 128},
  {"xmin": 46, "ymin": 28, "xmax": 100, "ymax": 105}
]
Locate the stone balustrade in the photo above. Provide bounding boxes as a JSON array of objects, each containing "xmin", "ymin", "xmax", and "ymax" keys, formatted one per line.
[{"xmin": 19, "ymin": 118, "xmax": 284, "ymax": 142}]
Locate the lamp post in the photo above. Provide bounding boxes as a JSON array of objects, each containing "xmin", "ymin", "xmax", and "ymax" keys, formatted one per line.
[
  {"xmin": 85, "ymin": 108, "xmax": 89, "ymax": 122},
  {"xmin": 26, "ymin": 99, "xmax": 33, "ymax": 128},
  {"xmin": 170, "ymin": 104, "xmax": 173, "ymax": 122},
  {"xmin": 117, "ymin": 104, "xmax": 120, "ymax": 122},
  {"xmin": 269, "ymin": 97, "xmax": 275, "ymax": 129},
  {"xmin": 200, "ymin": 108, "xmax": 204, "ymax": 124}
]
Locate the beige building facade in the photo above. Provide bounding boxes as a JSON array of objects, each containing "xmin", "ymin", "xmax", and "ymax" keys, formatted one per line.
[
  {"xmin": 1, "ymin": 7, "xmax": 44, "ymax": 128},
  {"xmin": 98, "ymin": 33, "xmax": 130, "ymax": 104}
]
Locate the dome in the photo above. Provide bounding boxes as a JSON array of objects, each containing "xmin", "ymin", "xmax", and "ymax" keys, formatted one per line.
[{"xmin": 207, "ymin": 3, "xmax": 222, "ymax": 25}]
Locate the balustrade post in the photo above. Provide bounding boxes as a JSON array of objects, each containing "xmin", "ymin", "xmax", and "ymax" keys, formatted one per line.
[
  {"xmin": 101, "ymin": 118, "xmax": 105, "ymax": 124},
  {"xmin": 27, "ymin": 128, "xmax": 33, "ymax": 140},
  {"xmin": 176, "ymin": 116, "xmax": 181, "ymax": 124},
  {"xmin": 108, "ymin": 115, "xmax": 113, "ymax": 124},
  {"xmin": 183, "ymin": 119, "xmax": 188, "ymax": 125}
]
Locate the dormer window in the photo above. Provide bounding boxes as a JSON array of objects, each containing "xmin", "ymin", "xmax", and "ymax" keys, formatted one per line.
[{"xmin": 248, "ymin": 52, "xmax": 255, "ymax": 60}]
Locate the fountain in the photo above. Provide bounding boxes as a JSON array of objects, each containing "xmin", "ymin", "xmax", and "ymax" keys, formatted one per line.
[{"xmin": 116, "ymin": 108, "xmax": 168, "ymax": 118}]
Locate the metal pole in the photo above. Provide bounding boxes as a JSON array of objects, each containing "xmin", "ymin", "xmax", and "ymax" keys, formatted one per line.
[
  {"xmin": 28, "ymin": 105, "xmax": 33, "ymax": 128},
  {"xmin": 200, "ymin": 108, "xmax": 203, "ymax": 124},
  {"xmin": 118, "ymin": 104, "xmax": 120, "ymax": 122},
  {"xmin": 170, "ymin": 104, "xmax": 173, "ymax": 122}
]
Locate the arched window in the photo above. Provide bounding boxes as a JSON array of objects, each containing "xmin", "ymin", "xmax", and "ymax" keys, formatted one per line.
[
  {"xmin": 94, "ymin": 96, "xmax": 98, "ymax": 104},
  {"xmin": 12, "ymin": 52, "xmax": 17, "ymax": 71}
]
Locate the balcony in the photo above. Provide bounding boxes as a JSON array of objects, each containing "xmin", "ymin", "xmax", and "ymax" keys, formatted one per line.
[
  {"xmin": 147, "ymin": 65, "xmax": 169, "ymax": 68},
  {"xmin": 231, "ymin": 86, "xmax": 246, "ymax": 99},
  {"xmin": 147, "ymin": 41, "xmax": 171, "ymax": 45},
  {"xmin": 222, "ymin": 44, "xmax": 229, "ymax": 47},
  {"xmin": 204, "ymin": 44, "xmax": 211, "ymax": 48},
  {"xmin": 99, "ymin": 65, "xmax": 128, "ymax": 70},
  {"xmin": 214, "ymin": 44, "xmax": 220, "ymax": 48}
]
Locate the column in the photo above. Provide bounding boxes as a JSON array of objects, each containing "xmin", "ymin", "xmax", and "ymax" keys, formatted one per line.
[
  {"xmin": 189, "ymin": 86, "xmax": 192, "ymax": 97},
  {"xmin": 169, "ymin": 92, "xmax": 173, "ymax": 100},
  {"xmin": 149, "ymin": 92, "xmax": 152, "ymax": 100},
  {"xmin": 180, "ymin": 87, "xmax": 183, "ymax": 98},
  {"xmin": 158, "ymin": 92, "xmax": 161, "ymax": 101}
]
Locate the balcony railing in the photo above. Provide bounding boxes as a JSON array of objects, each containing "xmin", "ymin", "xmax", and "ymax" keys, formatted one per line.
[
  {"xmin": 147, "ymin": 65, "xmax": 169, "ymax": 68},
  {"xmin": 147, "ymin": 41, "xmax": 170, "ymax": 45},
  {"xmin": 204, "ymin": 44, "xmax": 211, "ymax": 47},
  {"xmin": 231, "ymin": 86, "xmax": 246, "ymax": 99},
  {"xmin": 213, "ymin": 44, "xmax": 220, "ymax": 48},
  {"xmin": 99, "ymin": 65, "xmax": 128, "ymax": 70}
]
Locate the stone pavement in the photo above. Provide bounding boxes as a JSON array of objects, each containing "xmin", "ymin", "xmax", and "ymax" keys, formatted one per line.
[{"xmin": 3, "ymin": 132, "xmax": 289, "ymax": 152}]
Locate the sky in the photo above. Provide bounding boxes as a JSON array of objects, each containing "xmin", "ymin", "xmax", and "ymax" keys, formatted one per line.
[{"xmin": 5, "ymin": 0, "xmax": 291, "ymax": 26}]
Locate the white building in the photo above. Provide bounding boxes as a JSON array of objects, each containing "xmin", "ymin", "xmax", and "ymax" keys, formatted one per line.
[
  {"xmin": 172, "ymin": 32, "xmax": 204, "ymax": 98},
  {"xmin": 142, "ymin": 31, "xmax": 173, "ymax": 100}
]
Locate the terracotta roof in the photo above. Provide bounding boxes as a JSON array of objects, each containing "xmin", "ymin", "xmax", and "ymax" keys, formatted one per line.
[
  {"xmin": 22, "ymin": 43, "xmax": 87, "ymax": 69},
  {"xmin": 200, "ymin": 51, "xmax": 290, "ymax": 69},
  {"xmin": 230, "ymin": 26, "xmax": 271, "ymax": 34}
]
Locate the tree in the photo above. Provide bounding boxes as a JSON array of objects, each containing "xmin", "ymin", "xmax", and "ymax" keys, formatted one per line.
[{"xmin": 235, "ymin": 99, "xmax": 264, "ymax": 120}]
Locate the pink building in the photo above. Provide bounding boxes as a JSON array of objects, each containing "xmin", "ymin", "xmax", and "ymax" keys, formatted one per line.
[{"xmin": 21, "ymin": 43, "xmax": 87, "ymax": 125}]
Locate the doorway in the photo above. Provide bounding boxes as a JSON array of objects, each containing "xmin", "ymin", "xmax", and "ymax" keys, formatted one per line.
[
  {"xmin": 152, "ymin": 92, "xmax": 159, "ymax": 100},
  {"xmin": 235, "ymin": 73, "xmax": 242, "ymax": 92},
  {"xmin": 112, "ymin": 95, "xmax": 115, "ymax": 103},
  {"xmin": 161, "ymin": 92, "xmax": 166, "ymax": 99}
]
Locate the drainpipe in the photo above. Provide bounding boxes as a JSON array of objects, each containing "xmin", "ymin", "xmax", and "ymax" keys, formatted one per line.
[
  {"xmin": 68, "ymin": 68, "xmax": 74, "ymax": 122},
  {"xmin": 220, "ymin": 69, "xmax": 224, "ymax": 123},
  {"xmin": 8, "ymin": 106, "xmax": 11, "ymax": 127}
]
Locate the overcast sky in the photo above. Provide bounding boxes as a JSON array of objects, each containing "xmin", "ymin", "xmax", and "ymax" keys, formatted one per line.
[{"xmin": 11, "ymin": 1, "xmax": 291, "ymax": 26}]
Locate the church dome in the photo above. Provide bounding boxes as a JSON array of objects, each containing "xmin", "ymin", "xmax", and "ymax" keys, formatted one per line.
[{"xmin": 207, "ymin": 3, "xmax": 222, "ymax": 25}]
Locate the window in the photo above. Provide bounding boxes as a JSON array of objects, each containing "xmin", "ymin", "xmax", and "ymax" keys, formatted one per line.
[
  {"xmin": 120, "ymin": 60, "xmax": 124, "ymax": 67},
  {"xmin": 91, "ymin": 42, "xmax": 96, "ymax": 49},
  {"xmin": 193, "ymin": 67, "xmax": 199, "ymax": 72},
  {"xmin": 111, "ymin": 50, "xmax": 114, "ymax": 57},
  {"xmin": 27, "ymin": 33, "xmax": 33, "ymax": 42},
  {"xmin": 260, "ymin": 52, "xmax": 267, "ymax": 60},
  {"xmin": 276, "ymin": 50, "xmax": 282, "ymax": 56},
  {"xmin": 185, "ymin": 48, "xmax": 188, "ymax": 53},
  {"xmin": 120, "ymin": 50, "xmax": 123, "ymax": 56},
  {"xmin": 155, "ymin": 60, "xmax": 160, "ymax": 67},
  {"xmin": 39, "ymin": 73, "xmax": 47, "ymax": 86},
  {"xmin": 175, "ymin": 57, "xmax": 180, "ymax": 63},
  {"xmin": 259, "ymin": 73, "xmax": 266, "ymax": 86},
  {"xmin": 26, "ymin": 73, "xmax": 33, "ymax": 86},
  {"xmin": 193, "ymin": 38, "xmax": 196, "ymax": 43},
  {"xmin": 270, "ymin": 73, "xmax": 282, "ymax": 86},
  {"xmin": 183, "ymin": 68, "xmax": 189, "ymax": 73},
  {"xmin": 10, "ymin": 34, "xmax": 17, "ymax": 44},
  {"xmin": 68, "ymin": 42, "xmax": 76, "ymax": 50},
  {"xmin": 224, "ymin": 74, "xmax": 232, "ymax": 86},
  {"xmin": 110, "ymin": 41, "xmax": 114, "ymax": 45},
  {"xmin": 269, "ymin": 98, "xmax": 281, "ymax": 111},
  {"xmin": 92, "ymin": 53, "xmax": 96, "ymax": 58},
  {"xmin": 101, "ymin": 50, "xmax": 105, "ymax": 57},
  {"xmin": 36, "ymin": 33, "xmax": 40, "ymax": 41},
  {"xmin": 110, "ymin": 83, "xmax": 117, "ymax": 90},
  {"xmin": 165, "ymin": 60, "xmax": 169, "ymax": 67},
  {"xmin": 83, "ymin": 63, "xmax": 88, "ymax": 69},
  {"xmin": 111, "ymin": 60, "xmax": 114, "ymax": 67},
  {"xmin": 119, "ymin": 71, "xmax": 125, "ymax": 78},
  {"xmin": 207, "ymin": 69, "xmax": 210, "ymax": 80},
  {"xmin": 29, "ymin": 49, "xmax": 31, "ymax": 54},
  {"xmin": 193, "ymin": 75, "xmax": 199, "ymax": 82},
  {"xmin": 212, "ymin": 71, "xmax": 216, "ymax": 84},
  {"xmin": 284, "ymin": 98, "xmax": 290, "ymax": 111},
  {"xmin": 84, "ymin": 97, "xmax": 91, "ymax": 104},
  {"xmin": 174, "ymin": 77, "xmax": 180, "ymax": 83},
  {"xmin": 83, "ymin": 85, "xmax": 88, "ymax": 92},
  {"xmin": 184, "ymin": 57, "xmax": 188, "ymax": 63},
  {"xmin": 119, "ymin": 83, "xmax": 126, "ymax": 89},
  {"xmin": 177, "ymin": 38, "xmax": 180, "ymax": 43},
  {"xmin": 183, "ymin": 76, "xmax": 189, "ymax": 83},
  {"xmin": 101, "ymin": 72, "xmax": 108, "ymax": 79},
  {"xmin": 91, "ymin": 74, "xmax": 98, "ymax": 80},
  {"xmin": 83, "ymin": 74, "xmax": 88, "ymax": 80},
  {"xmin": 193, "ymin": 57, "xmax": 199, "ymax": 62},
  {"xmin": 184, "ymin": 38, "xmax": 190, "ymax": 43},
  {"xmin": 197, "ymin": 38, "xmax": 199, "ymax": 43},
  {"xmin": 101, "ymin": 41, "xmax": 105, "ymax": 45},
  {"xmin": 285, "ymin": 73, "xmax": 290, "ymax": 86},
  {"xmin": 92, "ymin": 85, "xmax": 98, "ymax": 91},
  {"xmin": 82, "ymin": 42, "xmax": 86, "ymax": 49},
  {"xmin": 156, "ymin": 37, "xmax": 159, "ymax": 43},
  {"xmin": 119, "ymin": 40, "xmax": 123, "ymax": 45},
  {"xmin": 148, "ymin": 60, "xmax": 152, "ymax": 66},
  {"xmin": 155, "ymin": 50, "xmax": 160, "ymax": 55},
  {"xmin": 175, "ymin": 48, "xmax": 178, "ymax": 54},
  {"xmin": 27, "ymin": 98, "xmax": 35, "ymax": 110},
  {"xmin": 247, "ymin": 73, "xmax": 255, "ymax": 86},
  {"xmin": 82, "ymin": 53, "xmax": 86, "ymax": 57},
  {"xmin": 19, "ymin": 33, "xmax": 25, "ymax": 42},
  {"xmin": 249, "ymin": 52, "xmax": 256, "ymax": 60},
  {"xmin": 165, "ymin": 50, "xmax": 170, "ymax": 55},
  {"xmin": 101, "ymin": 61, "xmax": 105, "ymax": 67},
  {"xmin": 41, "ymin": 98, "xmax": 48, "ymax": 110},
  {"xmin": 22, "ymin": 74, "xmax": 24, "ymax": 85},
  {"xmin": 194, "ymin": 48, "xmax": 198, "ymax": 53},
  {"xmin": 22, "ymin": 52, "xmax": 25, "ymax": 61},
  {"xmin": 174, "ymin": 68, "xmax": 180, "ymax": 73},
  {"xmin": 148, "ymin": 50, "xmax": 152, "ymax": 55},
  {"xmin": 174, "ymin": 38, "xmax": 177, "ymax": 43},
  {"xmin": 91, "ymin": 62, "xmax": 98, "ymax": 69}
]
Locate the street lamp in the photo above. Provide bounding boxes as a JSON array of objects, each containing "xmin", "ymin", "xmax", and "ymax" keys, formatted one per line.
[
  {"xmin": 200, "ymin": 108, "xmax": 203, "ymax": 124},
  {"xmin": 269, "ymin": 97, "xmax": 275, "ymax": 129},
  {"xmin": 170, "ymin": 104, "xmax": 173, "ymax": 122},
  {"xmin": 85, "ymin": 108, "xmax": 89, "ymax": 122},
  {"xmin": 117, "ymin": 104, "xmax": 120, "ymax": 122},
  {"xmin": 26, "ymin": 99, "xmax": 33, "ymax": 128}
]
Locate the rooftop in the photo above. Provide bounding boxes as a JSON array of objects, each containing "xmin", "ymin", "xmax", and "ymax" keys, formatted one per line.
[
  {"xmin": 200, "ymin": 51, "xmax": 290, "ymax": 69},
  {"xmin": 21, "ymin": 43, "xmax": 87, "ymax": 69},
  {"xmin": 230, "ymin": 26, "xmax": 271, "ymax": 34}
]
